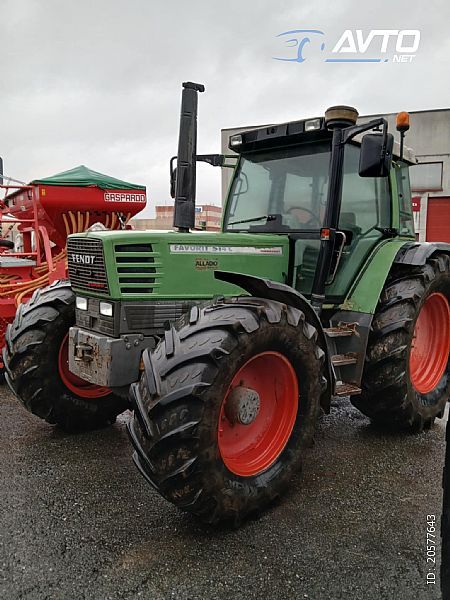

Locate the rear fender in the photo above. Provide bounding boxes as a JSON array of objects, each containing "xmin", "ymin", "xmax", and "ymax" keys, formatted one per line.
[
  {"xmin": 394, "ymin": 241, "xmax": 450, "ymax": 265},
  {"xmin": 214, "ymin": 271, "xmax": 333, "ymax": 412}
]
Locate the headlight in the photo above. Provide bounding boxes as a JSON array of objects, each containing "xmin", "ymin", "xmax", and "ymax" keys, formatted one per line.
[
  {"xmin": 99, "ymin": 301, "xmax": 113, "ymax": 317},
  {"xmin": 76, "ymin": 296, "xmax": 88, "ymax": 311},
  {"xmin": 304, "ymin": 118, "xmax": 321, "ymax": 132},
  {"xmin": 229, "ymin": 134, "xmax": 242, "ymax": 148}
]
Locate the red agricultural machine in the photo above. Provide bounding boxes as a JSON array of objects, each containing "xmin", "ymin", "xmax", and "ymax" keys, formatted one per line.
[{"xmin": 0, "ymin": 163, "xmax": 146, "ymax": 389}]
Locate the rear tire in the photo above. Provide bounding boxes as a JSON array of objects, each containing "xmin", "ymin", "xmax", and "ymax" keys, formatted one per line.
[
  {"xmin": 352, "ymin": 253, "xmax": 450, "ymax": 431},
  {"xmin": 128, "ymin": 297, "xmax": 325, "ymax": 525},
  {"xmin": 3, "ymin": 280, "xmax": 128, "ymax": 431}
]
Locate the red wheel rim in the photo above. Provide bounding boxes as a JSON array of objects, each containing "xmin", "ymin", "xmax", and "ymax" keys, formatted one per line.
[
  {"xmin": 58, "ymin": 333, "xmax": 111, "ymax": 399},
  {"xmin": 410, "ymin": 292, "xmax": 450, "ymax": 394},
  {"xmin": 218, "ymin": 351, "xmax": 298, "ymax": 477}
]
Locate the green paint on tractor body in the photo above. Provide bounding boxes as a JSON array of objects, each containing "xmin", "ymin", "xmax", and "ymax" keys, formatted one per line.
[
  {"xmin": 68, "ymin": 156, "xmax": 416, "ymax": 315},
  {"xmin": 67, "ymin": 105, "xmax": 418, "ymax": 317},
  {"xmin": 71, "ymin": 230, "xmax": 289, "ymax": 301},
  {"xmin": 68, "ymin": 228, "xmax": 413, "ymax": 315},
  {"xmin": 340, "ymin": 237, "xmax": 413, "ymax": 314}
]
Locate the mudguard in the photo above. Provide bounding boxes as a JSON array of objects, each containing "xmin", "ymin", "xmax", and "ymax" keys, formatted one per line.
[
  {"xmin": 214, "ymin": 271, "xmax": 333, "ymax": 411},
  {"xmin": 394, "ymin": 241, "xmax": 450, "ymax": 266}
]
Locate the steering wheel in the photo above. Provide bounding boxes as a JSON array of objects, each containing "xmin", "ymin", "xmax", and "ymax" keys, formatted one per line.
[{"xmin": 287, "ymin": 207, "xmax": 322, "ymax": 228}]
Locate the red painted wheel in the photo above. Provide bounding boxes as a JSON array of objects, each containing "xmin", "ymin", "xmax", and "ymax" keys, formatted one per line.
[
  {"xmin": 129, "ymin": 297, "xmax": 324, "ymax": 523},
  {"xmin": 410, "ymin": 292, "xmax": 450, "ymax": 394},
  {"xmin": 5, "ymin": 280, "xmax": 128, "ymax": 430},
  {"xmin": 218, "ymin": 351, "xmax": 298, "ymax": 477},
  {"xmin": 58, "ymin": 333, "xmax": 111, "ymax": 399}
]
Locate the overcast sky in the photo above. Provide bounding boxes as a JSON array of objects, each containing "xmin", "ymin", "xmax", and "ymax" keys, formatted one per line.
[{"xmin": 2, "ymin": 0, "xmax": 449, "ymax": 217}]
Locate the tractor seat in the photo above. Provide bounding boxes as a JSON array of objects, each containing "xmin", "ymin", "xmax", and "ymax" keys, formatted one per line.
[
  {"xmin": 339, "ymin": 212, "xmax": 357, "ymax": 228},
  {"xmin": 339, "ymin": 212, "xmax": 362, "ymax": 244}
]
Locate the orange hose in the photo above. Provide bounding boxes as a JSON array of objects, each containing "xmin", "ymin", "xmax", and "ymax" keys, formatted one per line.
[
  {"xmin": 0, "ymin": 248, "xmax": 67, "ymax": 302},
  {"xmin": 0, "ymin": 273, "xmax": 48, "ymax": 298},
  {"xmin": 68, "ymin": 211, "xmax": 77, "ymax": 234},
  {"xmin": 0, "ymin": 202, "xmax": 130, "ymax": 306},
  {"xmin": 62, "ymin": 213, "xmax": 71, "ymax": 236}
]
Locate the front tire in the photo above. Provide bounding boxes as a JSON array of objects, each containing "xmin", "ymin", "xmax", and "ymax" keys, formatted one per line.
[
  {"xmin": 128, "ymin": 297, "xmax": 325, "ymax": 525},
  {"xmin": 352, "ymin": 253, "xmax": 450, "ymax": 431},
  {"xmin": 4, "ymin": 280, "xmax": 128, "ymax": 431}
]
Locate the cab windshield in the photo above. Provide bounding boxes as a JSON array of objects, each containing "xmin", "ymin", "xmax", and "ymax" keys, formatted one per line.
[{"xmin": 224, "ymin": 141, "xmax": 390, "ymax": 234}]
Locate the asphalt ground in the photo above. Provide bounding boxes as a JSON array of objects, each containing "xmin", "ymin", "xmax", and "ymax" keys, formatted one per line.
[{"xmin": 0, "ymin": 384, "xmax": 447, "ymax": 600}]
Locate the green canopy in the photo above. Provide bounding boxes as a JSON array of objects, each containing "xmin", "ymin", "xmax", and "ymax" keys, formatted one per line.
[{"xmin": 32, "ymin": 165, "xmax": 146, "ymax": 190}]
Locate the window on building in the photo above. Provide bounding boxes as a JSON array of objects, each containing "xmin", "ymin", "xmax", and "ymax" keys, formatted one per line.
[{"xmin": 409, "ymin": 162, "xmax": 443, "ymax": 192}]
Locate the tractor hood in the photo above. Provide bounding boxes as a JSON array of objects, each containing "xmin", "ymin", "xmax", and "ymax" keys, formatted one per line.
[{"xmin": 67, "ymin": 230, "xmax": 289, "ymax": 300}]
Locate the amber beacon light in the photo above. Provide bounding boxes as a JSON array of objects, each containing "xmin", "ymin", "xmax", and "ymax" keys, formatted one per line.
[
  {"xmin": 396, "ymin": 111, "xmax": 410, "ymax": 132},
  {"xmin": 396, "ymin": 111, "xmax": 410, "ymax": 159}
]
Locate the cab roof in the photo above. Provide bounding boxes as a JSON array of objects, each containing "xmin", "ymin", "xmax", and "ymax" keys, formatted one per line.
[{"xmin": 229, "ymin": 118, "xmax": 416, "ymax": 165}]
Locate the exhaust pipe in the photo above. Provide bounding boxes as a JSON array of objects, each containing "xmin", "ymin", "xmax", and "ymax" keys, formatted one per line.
[{"xmin": 173, "ymin": 81, "xmax": 205, "ymax": 232}]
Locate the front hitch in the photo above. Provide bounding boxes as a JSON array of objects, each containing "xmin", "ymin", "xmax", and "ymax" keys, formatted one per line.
[{"xmin": 74, "ymin": 342, "xmax": 94, "ymax": 362}]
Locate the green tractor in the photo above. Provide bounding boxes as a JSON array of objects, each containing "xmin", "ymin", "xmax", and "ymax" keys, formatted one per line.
[{"xmin": 5, "ymin": 82, "xmax": 450, "ymax": 526}]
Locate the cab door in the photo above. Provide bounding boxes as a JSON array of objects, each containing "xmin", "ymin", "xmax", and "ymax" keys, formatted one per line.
[{"xmin": 294, "ymin": 143, "xmax": 391, "ymax": 302}]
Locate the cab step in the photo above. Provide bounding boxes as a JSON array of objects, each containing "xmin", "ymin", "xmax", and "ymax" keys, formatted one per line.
[
  {"xmin": 331, "ymin": 352, "xmax": 358, "ymax": 367},
  {"xmin": 334, "ymin": 382, "xmax": 362, "ymax": 397},
  {"xmin": 324, "ymin": 323, "xmax": 358, "ymax": 338}
]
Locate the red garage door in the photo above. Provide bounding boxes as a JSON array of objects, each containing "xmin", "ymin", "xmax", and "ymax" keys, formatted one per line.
[{"xmin": 427, "ymin": 197, "xmax": 450, "ymax": 242}]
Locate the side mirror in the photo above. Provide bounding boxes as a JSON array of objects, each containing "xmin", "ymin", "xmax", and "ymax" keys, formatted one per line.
[
  {"xmin": 170, "ymin": 153, "xmax": 225, "ymax": 199},
  {"xmin": 359, "ymin": 133, "xmax": 394, "ymax": 177}
]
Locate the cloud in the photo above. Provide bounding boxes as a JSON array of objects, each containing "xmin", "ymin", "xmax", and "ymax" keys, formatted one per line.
[{"xmin": 1, "ymin": 0, "xmax": 449, "ymax": 217}]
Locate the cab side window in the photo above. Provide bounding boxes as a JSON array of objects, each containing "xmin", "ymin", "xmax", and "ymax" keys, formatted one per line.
[{"xmin": 340, "ymin": 144, "xmax": 390, "ymax": 237}]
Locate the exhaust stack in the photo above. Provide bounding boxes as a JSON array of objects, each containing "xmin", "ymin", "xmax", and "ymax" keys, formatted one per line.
[{"xmin": 173, "ymin": 81, "xmax": 205, "ymax": 232}]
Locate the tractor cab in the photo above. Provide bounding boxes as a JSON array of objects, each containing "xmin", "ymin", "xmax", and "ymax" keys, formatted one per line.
[{"xmin": 222, "ymin": 114, "xmax": 416, "ymax": 304}]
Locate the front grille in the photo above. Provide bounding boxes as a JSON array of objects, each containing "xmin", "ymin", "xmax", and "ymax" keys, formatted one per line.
[
  {"xmin": 67, "ymin": 238, "xmax": 109, "ymax": 295},
  {"xmin": 114, "ymin": 243, "xmax": 160, "ymax": 295},
  {"xmin": 75, "ymin": 299, "xmax": 192, "ymax": 337},
  {"xmin": 123, "ymin": 301, "xmax": 192, "ymax": 333}
]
